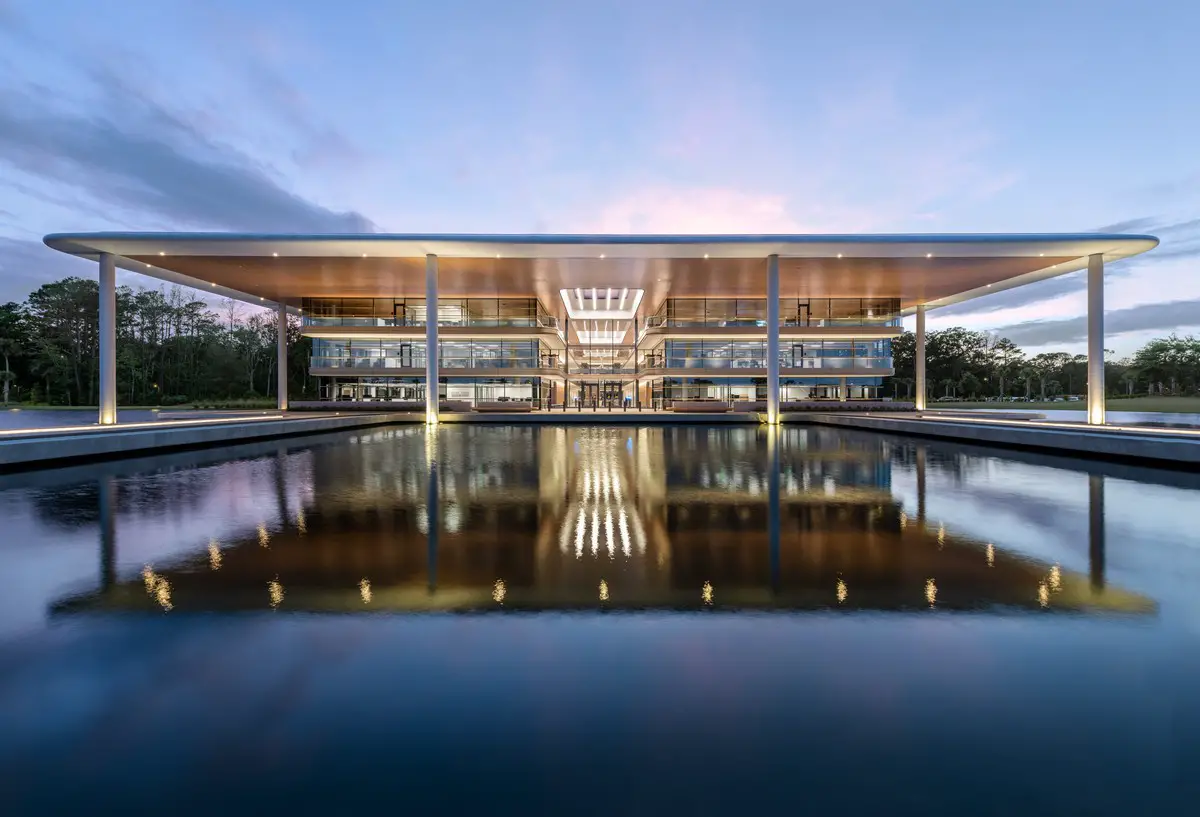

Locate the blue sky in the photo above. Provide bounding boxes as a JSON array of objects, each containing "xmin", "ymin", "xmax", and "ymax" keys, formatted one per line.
[{"xmin": 0, "ymin": 0, "xmax": 1197, "ymax": 355}]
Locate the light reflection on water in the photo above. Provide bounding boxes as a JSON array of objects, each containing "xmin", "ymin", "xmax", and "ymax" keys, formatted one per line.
[
  {"xmin": 23, "ymin": 425, "xmax": 1166, "ymax": 616},
  {"xmin": 0, "ymin": 425, "xmax": 1199, "ymax": 813}
]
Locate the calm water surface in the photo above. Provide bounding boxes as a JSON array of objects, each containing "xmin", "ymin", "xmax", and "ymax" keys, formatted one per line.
[{"xmin": 1, "ymin": 425, "xmax": 1198, "ymax": 814}]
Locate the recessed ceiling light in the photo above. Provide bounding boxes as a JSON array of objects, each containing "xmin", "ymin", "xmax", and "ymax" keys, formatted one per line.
[
  {"xmin": 836, "ymin": 253, "xmax": 843, "ymax": 259},
  {"xmin": 495, "ymin": 253, "xmax": 501, "ymax": 259},
  {"xmin": 260, "ymin": 297, "xmax": 264, "ymax": 301},
  {"xmin": 925, "ymin": 253, "xmax": 933, "ymax": 258},
  {"xmin": 703, "ymin": 253, "xmax": 709, "ymax": 259},
  {"xmin": 159, "ymin": 251, "xmax": 165, "ymax": 256},
  {"xmin": 210, "ymin": 282, "xmax": 215, "ymax": 287},
  {"xmin": 986, "ymin": 284, "xmax": 992, "ymax": 288},
  {"xmin": 599, "ymin": 253, "xmax": 606, "ymax": 259},
  {"xmin": 272, "ymin": 252, "xmax": 278, "ymax": 257},
  {"xmin": 362, "ymin": 253, "xmax": 367, "ymax": 258},
  {"xmin": 1039, "ymin": 253, "xmax": 1045, "ymax": 257}
]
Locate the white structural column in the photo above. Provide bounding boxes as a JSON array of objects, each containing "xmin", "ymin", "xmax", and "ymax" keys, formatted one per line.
[
  {"xmin": 914, "ymin": 305, "xmax": 927, "ymax": 411},
  {"xmin": 766, "ymin": 254, "xmax": 780, "ymax": 424},
  {"xmin": 425, "ymin": 254, "xmax": 439, "ymax": 424},
  {"xmin": 98, "ymin": 252, "xmax": 117, "ymax": 425},
  {"xmin": 1087, "ymin": 253, "xmax": 1105, "ymax": 425},
  {"xmin": 276, "ymin": 302, "xmax": 288, "ymax": 411}
]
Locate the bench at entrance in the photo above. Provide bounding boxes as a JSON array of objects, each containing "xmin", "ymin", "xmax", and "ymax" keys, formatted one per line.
[
  {"xmin": 475, "ymin": 401, "xmax": 534, "ymax": 413},
  {"xmin": 669, "ymin": 401, "xmax": 732, "ymax": 413}
]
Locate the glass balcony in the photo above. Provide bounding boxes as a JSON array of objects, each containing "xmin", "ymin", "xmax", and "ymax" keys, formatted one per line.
[
  {"xmin": 302, "ymin": 297, "xmax": 560, "ymax": 329},
  {"xmin": 644, "ymin": 298, "xmax": 902, "ymax": 329},
  {"xmin": 641, "ymin": 340, "xmax": 892, "ymax": 370},
  {"xmin": 641, "ymin": 356, "xmax": 891, "ymax": 370},
  {"xmin": 309, "ymin": 339, "xmax": 564, "ymax": 371},
  {"xmin": 311, "ymin": 356, "xmax": 567, "ymax": 371},
  {"xmin": 566, "ymin": 346, "xmax": 636, "ymax": 375}
]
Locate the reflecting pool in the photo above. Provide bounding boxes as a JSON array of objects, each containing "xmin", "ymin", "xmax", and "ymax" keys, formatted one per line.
[{"xmin": 1, "ymin": 425, "xmax": 1198, "ymax": 813}]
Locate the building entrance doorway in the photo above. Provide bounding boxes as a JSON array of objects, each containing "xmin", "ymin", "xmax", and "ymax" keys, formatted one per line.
[{"xmin": 577, "ymin": 381, "xmax": 627, "ymax": 408}]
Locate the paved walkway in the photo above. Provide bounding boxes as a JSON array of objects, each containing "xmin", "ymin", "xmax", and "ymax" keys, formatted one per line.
[
  {"xmin": 802, "ymin": 412, "xmax": 1200, "ymax": 467},
  {"xmin": 0, "ymin": 412, "xmax": 397, "ymax": 470}
]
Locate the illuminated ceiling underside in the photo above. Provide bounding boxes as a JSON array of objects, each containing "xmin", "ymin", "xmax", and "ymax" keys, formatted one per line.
[{"xmin": 43, "ymin": 233, "xmax": 1159, "ymax": 316}]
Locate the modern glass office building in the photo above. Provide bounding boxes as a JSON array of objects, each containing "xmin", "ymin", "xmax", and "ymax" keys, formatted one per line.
[
  {"xmin": 299, "ymin": 293, "xmax": 898, "ymax": 406},
  {"xmin": 42, "ymin": 232, "xmax": 1159, "ymax": 424}
]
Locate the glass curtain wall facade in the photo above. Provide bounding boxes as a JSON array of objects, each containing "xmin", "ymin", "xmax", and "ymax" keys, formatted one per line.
[
  {"xmin": 305, "ymin": 297, "xmax": 561, "ymax": 406},
  {"xmin": 320, "ymin": 377, "xmax": 544, "ymax": 405},
  {"xmin": 640, "ymin": 340, "xmax": 892, "ymax": 370},
  {"xmin": 311, "ymin": 339, "xmax": 559, "ymax": 371},
  {"xmin": 636, "ymin": 298, "xmax": 896, "ymax": 407},
  {"xmin": 646, "ymin": 377, "xmax": 883, "ymax": 407},
  {"xmin": 305, "ymin": 296, "xmax": 897, "ymax": 407},
  {"xmin": 646, "ymin": 298, "xmax": 901, "ymax": 328},
  {"xmin": 302, "ymin": 298, "xmax": 557, "ymax": 328}
]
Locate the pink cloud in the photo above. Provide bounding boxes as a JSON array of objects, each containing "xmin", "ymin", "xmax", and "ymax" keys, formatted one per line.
[{"xmin": 578, "ymin": 187, "xmax": 869, "ymax": 234}]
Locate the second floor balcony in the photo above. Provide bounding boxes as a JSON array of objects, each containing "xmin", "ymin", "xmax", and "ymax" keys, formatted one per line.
[
  {"xmin": 638, "ymin": 353, "xmax": 893, "ymax": 371},
  {"xmin": 311, "ymin": 355, "xmax": 566, "ymax": 372},
  {"xmin": 302, "ymin": 297, "xmax": 560, "ymax": 330},
  {"xmin": 643, "ymin": 298, "xmax": 902, "ymax": 330}
]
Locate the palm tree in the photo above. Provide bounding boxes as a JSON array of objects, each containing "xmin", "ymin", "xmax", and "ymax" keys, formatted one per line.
[
  {"xmin": 1122, "ymin": 369, "xmax": 1139, "ymax": 396},
  {"xmin": 1015, "ymin": 366, "xmax": 1033, "ymax": 399}
]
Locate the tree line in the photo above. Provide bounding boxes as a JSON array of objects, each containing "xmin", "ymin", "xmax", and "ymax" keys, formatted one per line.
[
  {"xmin": 888, "ymin": 327, "xmax": 1200, "ymax": 401},
  {"xmin": 0, "ymin": 276, "xmax": 315, "ymax": 406}
]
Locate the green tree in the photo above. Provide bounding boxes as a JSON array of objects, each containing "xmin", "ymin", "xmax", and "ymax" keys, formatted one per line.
[
  {"xmin": 984, "ymin": 335, "xmax": 1024, "ymax": 399},
  {"xmin": 1132, "ymin": 334, "xmax": 1200, "ymax": 395},
  {"xmin": 26, "ymin": 278, "xmax": 99, "ymax": 405},
  {"xmin": 1028, "ymin": 352, "xmax": 1071, "ymax": 401},
  {"xmin": 0, "ymin": 302, "xmax": 26, "ymax": 405}
]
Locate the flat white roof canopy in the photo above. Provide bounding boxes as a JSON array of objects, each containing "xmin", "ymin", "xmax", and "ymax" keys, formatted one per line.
[{"xmin": 43, "ymin": 232, "xmax": 1159, "ymax": 315}]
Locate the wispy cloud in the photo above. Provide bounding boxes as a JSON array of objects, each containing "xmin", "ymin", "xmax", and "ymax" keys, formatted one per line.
[
  {"xmin": 0, "ymin": 3, "xmax": 375, "ymax": 236},
  {"xmin": 990, "ymin": 298, "xmax": 1200, "ymax": 347},
  {"xmin": 938, "ymin": 216, "xmax": 1200, "ymax": 318},
  {"xmin": 0, "ymin": 80, "xmax": 376, "ymax": 233}
]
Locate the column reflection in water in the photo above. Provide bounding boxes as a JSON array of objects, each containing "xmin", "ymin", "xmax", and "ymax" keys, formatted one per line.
[
  {"xmin": 915, "ymin": 444, "xmax": 927, "ymax": 526},
  {"xmin": 767, "ymin": 425, "xmax": 781, "ymax": 594},
  {"xmin": 99, "ymin": 475, "xmax": 117, "ymax": 593},
  {"xmin": 1089, "ymin": 473, "xmax": 1106, "ymax": 591},
  {"xmin": 426, "ymin": 430, "xmax": 439, "ymax": 594}
]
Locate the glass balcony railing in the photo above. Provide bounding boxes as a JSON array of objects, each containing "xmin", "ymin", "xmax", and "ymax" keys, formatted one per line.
[
  {"xmin": 310, "ymin": 356, "xmax": 565, "ymax": 371},
  {"xmin": 305, "ymin": 314, "xmax": 561, "ymax": 329},
  {"xmin": 643, "ymin": 298, "xmax": 903, "ymax": 329},
  {"xmin": 640, "ymin": 355, "xmax": 892, "ymax": 370},
  {"xmin": 568, "ymin": 364, "xmax": 634, "ymax": 375},
  {"xmin": 643, "ymin": 315, "xmax": 901, "ymax": 329}
]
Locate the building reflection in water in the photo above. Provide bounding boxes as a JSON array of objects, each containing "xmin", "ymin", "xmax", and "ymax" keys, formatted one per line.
[{"xmin": 67, "ymin": 426, "xmax": 1155, "ymax": 616}]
